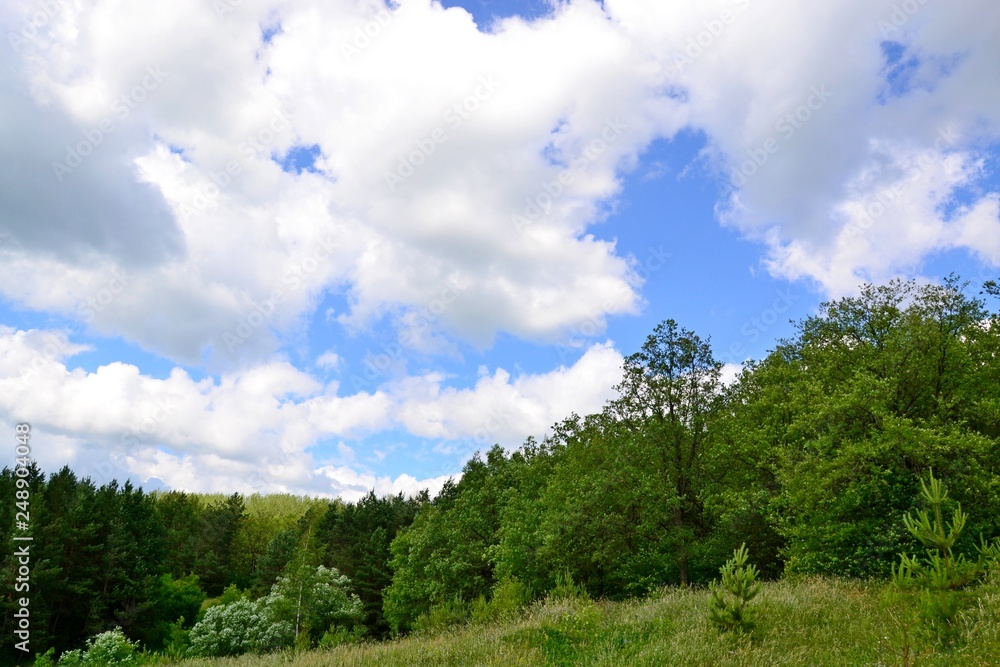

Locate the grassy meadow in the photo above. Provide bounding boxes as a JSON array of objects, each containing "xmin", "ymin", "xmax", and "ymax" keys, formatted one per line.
[{"xmin": 172, "ymin": 577, "xmax": 1000, "ymax": 667}]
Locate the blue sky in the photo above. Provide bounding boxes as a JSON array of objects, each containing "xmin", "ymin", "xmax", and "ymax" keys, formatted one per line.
[{"xmin": 1, "ymin": 0, "xmax": 998, "ymax": 499}]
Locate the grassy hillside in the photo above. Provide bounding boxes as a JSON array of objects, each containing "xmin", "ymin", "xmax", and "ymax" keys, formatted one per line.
[{"xmin": 173, "ymin": 577, "xmax": 1000, "ymax": 667}]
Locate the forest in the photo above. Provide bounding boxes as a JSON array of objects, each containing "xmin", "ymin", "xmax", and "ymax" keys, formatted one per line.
[{"xmin": 3, "ymin": 276, "xmax": 1000, "ymax": 664}]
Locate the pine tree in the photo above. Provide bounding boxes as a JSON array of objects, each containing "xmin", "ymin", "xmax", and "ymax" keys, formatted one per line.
[{"xmin": 708, "ymin": 543, "xmax": 761, "ymax": 635}]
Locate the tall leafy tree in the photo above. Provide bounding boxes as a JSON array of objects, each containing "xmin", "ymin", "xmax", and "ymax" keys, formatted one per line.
[{"xmin": 606, "ymin": 319, "xmax": 724, "ymax": 584}]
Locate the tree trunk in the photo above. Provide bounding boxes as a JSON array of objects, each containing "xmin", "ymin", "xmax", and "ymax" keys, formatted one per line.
[
  {"xmin": 295, "ymin": 580, "xmax": 303, "ymax": 643},
  {"xmin": 674, "ymin": 510, "xmax": 689, "ymax": 585}
]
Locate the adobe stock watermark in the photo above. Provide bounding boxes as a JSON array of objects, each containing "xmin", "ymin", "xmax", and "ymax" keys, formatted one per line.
[
  {"xmin": 511, "ymin": 116, "xmax": 628, "ymax": 233},
  {"xmin": 719, "ymin": 287, "xmax": 797, "ymax": 366},
  {"xmin": 878, "ymin": 0, "xmax": 932, "ymax": 38},
  {"xmin": 472, "ymin": 391, "xmax": 520, "ymax": 446},
  {"xmin": 341, "ymin": 6, "xmax": 393, "ymax": 62},
  {"xmin": 842, "ymin": 126, "xmax": 958, "ymax": 240},
  {"xmin": 18, "ymin": 330, "xmax": 76, "ymax": 386},
  {"xmin": 122, "ymin": 396, "xmax": 183, "ymax": 451},
  {"xmin": 555, "ymin": 244, "xmax": 671, "ymax": 363},
  {"xmin": 214, "ymin": 0, "xmax": 244, "ymax": 18},
  {"xmin": 76, "ymin": 268, "xmax": 130, "ymax": 323},
  {"xmin": 14, "ymin": 267, "xmax": 131, "ymax": 387},
  {"xmin": 180, "ymin": 108, "xmax": 293, "ymax": 220},
  {"xmin": 12, "ymin": 423, "xmax": 33, "ymax": 654},
  {"xmin": 348, "ymin": 277, "xmax": 467, "ymax": 392},
  {"xmin": 672, "ymin": 0, "xmax": 754, "ymax": 72},
  {"xmin": 51, "ymin": 66, "xmax": 168, "ymax": 182},
  {"xmin": 721, "ymin": 85, "xmax": 833, "ymax": 196},
  {"xmin": 91, "ymin": 393, "xmax": 187, "ymax": 486},
  {"xmin": 223, "ymin": 233, "xmax": 338, "ymax": 353},
  {"xmin": 7, "ymin": 0, "xmax": 66, "ymax": 53},
  {"xmin": 384, "ymin": 76, "xmax": 501, "ymax": 192}
]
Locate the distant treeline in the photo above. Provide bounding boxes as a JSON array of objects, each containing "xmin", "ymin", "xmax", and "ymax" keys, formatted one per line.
[{"xmin": 2, "ymin": 276, "xmax": 999, "ymax": 661}]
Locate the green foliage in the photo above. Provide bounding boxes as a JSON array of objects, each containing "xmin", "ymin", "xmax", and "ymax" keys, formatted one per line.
[
  {"xmin": 51, "ymin": 628, "xmax": 140, "ymax": 667},
  {"xmin": 708, "ymin": 544, "xmax": 762, "ymax": 635},
  {"xmin": 55, "ymin": 650, "xmax": 84, "ymax": 667},
  {"xmin": 747, "ymin": 279, "xmax": 1000, "ymax": 578},
  {"xmin": 229, "ymin": 495, "xmax": 320, "ymax": 591},
  {"xmin": 186, "ymin": 564, "xmax": 362, "ymax": 657},
  {"xmin": 140, "ymin": 574, "xmax": 205, "ymax": 650},
  {"xmin": 548, "ymin": 570, "xmax": 590, "ymax": 602},
  {"xmin": 526, "ymin": 416, "xmax": 680, "ymax": 598},
  {"xmin": 888, "ymin": 469, "xmax": 1000, "ymax": 651},
  {"xmin": 251, "ymin": 526, "xmax": 299, "ymax": 596},
  {"xmin": 33, "ymin": 648, "xmax": 57, "ymax": 667},
  {"xmin": 83, "ymin": 629, "xmax": 140, "ymax": 666},
  {"xmin": 607, "ymin": 319, "xmax": 724, "ymax": 586},
  {"xmin": 470, "ymin": 576, "xmax": 532, "ymax": 624},
  {"xmin": 383, "ymin": 446, "xmax": 515, "ymax": 634},
  {"xmin": 316, "ymin": 490, "xmax": 423, "ymax": 637},
  {"xmin": 162, "ymin": 617, "xmax": 191, "ymax": 661},
  {"xmin": 194, "ymin": 493, "xmax": 246, "ymax": 596},
  {"xmin": 265, "ymin": 564, "xmax": 364, "ymax": 647},
  {"xmin": 317, "ymin": 624, "xmax": 366, "ymax": 649},
  {"xmin": 412, "ymin": 597, "xmax": 469, "ymax": 636}
]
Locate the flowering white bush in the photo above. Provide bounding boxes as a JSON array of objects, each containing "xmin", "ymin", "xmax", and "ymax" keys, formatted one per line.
[
  {"xmin": 187, "ymin": 565, "xmax": 363, "ymax": 656},
  {"xmin": 186, "ymin": 599, "xmax": 293, "ymax": 657},
  {"xmin": 266, "ymin": 564, "xmax": 364, "ymax": 644},
  {"xmin": 53, "ymin": 628, "xmax": 139, "ymax": 667}
]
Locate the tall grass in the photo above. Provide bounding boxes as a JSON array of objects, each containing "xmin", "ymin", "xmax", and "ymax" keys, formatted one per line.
[{"xmin": 170, "ymin": 577, "xmax": 1000, "ymax": 667}]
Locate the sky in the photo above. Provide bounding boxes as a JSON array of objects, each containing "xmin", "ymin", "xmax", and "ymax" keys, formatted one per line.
[{"xmin": 1, "ymin": 0, "xmax": 998, "ymax": 500}]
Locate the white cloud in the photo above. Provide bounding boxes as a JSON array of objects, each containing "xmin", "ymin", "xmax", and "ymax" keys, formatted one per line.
[
  {"xmin": 316, "ymin": 350, "xmax": 342, "ymax": 370},
  {"xmin": 611, "ymin": 0, "xmax": 1000, "ymax": 293},
  {"xmin": 392, "ymin": 341, "xmax": 624, "ymax": 445},
  {"xmin": 0, "ymin": 0, "xmax": 682, "ymax": 366},
  {"xmin": 0, "ymin": 327, "xmax": 622, "ymax": 495},
  {"xmin": 720, "ymin": 362, "xmax": 741, "ymax": 386},
  {"xmin": 4, "ymin": 0, "xmax": 995, "ymax": 359}
]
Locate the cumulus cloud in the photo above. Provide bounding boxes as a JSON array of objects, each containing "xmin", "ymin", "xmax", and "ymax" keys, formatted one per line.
[
  {"xmin": 0, "ymin": 0, "xmax": 678, "ymax": 366},
  {"xmin": 391, "ymin": 341, "xmax": 623, "ymax": 445},
  {"xmin": 0, "ymin": 327, "xmax": 621, "ymax": 495},
  {"xmin": 610, "ymin": 0, "xmax": 1000, "ymax": 292}
]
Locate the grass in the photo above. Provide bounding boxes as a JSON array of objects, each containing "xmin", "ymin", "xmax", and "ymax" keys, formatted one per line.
[{"xmin": 171, "ymin": 577, "xmax": 1000, "ymax": 667}]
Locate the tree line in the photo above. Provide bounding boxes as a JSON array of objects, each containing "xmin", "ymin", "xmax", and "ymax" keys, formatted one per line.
[{"xmin": 2, "ymin": 276, "xmax": 998, "ymax": 661}]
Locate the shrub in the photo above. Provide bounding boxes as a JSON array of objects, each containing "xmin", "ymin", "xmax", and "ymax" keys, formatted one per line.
[
  {"xmin": 318, "ymin": 625, "xmax": 366, "ymax": 649},
  {"xmin": 56, "ymin": 650, "xmax": 84, "ymax": 667},
  {"xmin": 33, "ymin": 648, "xmax": 56, "ymax": 667},
  {"xmin": 471, "ymin": 576, "xmax": 532, "ymax": 624},
  {"xmin": 413, "ymin": 597, "xmax": 468, "ymax": 635},
  {"xmin": 80, "ymin": 628, "xmax": 141, "ymax": 666},
  {"xmin": 162, "ymin": 617, "xmax": 190, "ymax": 661},
  {"xmin": 548, "ymin": 570, "xmax": 589, "ymax": 602},
  {"xmin": 186, "ymin": 599, "xmax": 293, "ymax": 657},
  {"xmin": 708, "ymin": 543, "xmax": 761, "ymax": 635},
  {"xmin": 265, "ymin": 564, "xmax": 364, "ymax": 647},
  {"xmin": 51, "ymin": 628, "xmax": 141, "ymax": 667}
]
